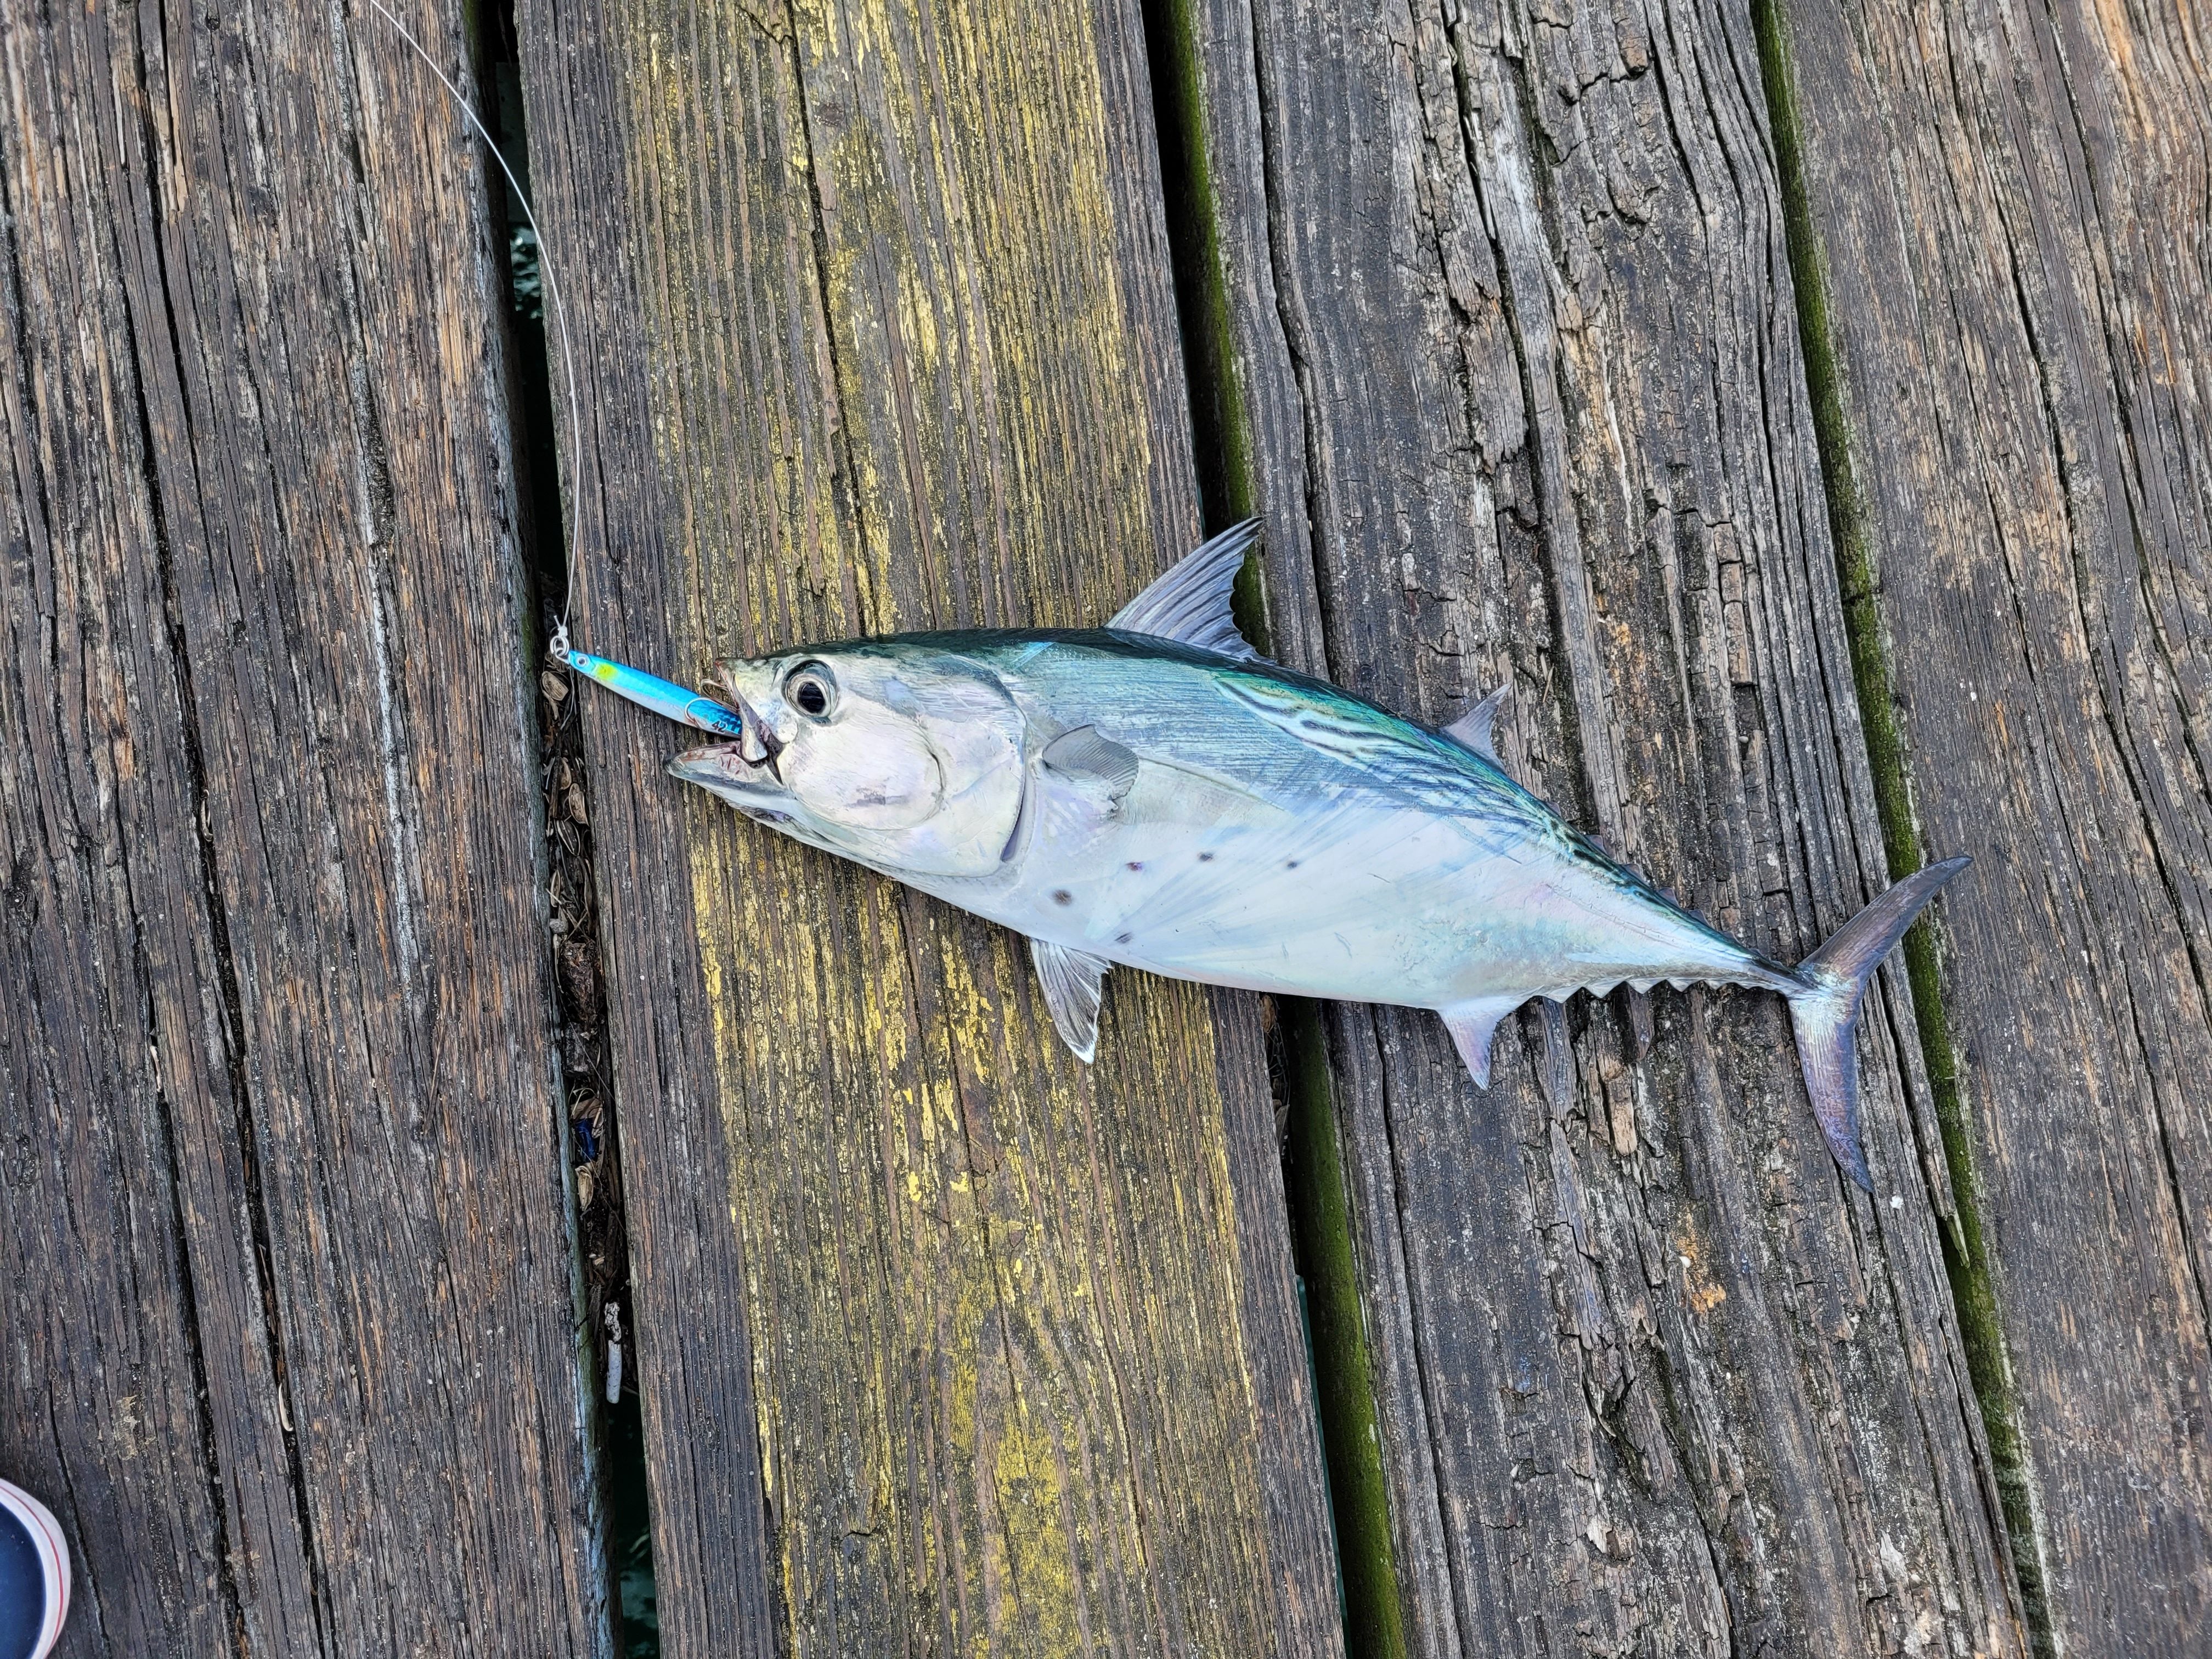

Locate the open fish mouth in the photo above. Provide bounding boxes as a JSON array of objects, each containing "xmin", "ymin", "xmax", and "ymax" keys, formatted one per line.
[
  {"xmin": 667, "ymin": 743, "xmax": 793, "ymax": 823},
  {"xmin": 726, "ymin": 681, "xmax": 783, "ymax": 766},
  {"xmin": 669, "ymin": 668, "xmax": 786, "ymax": 802}
]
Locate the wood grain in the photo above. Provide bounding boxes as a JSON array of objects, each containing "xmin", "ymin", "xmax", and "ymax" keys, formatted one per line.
[
  {"xmin": 0, "ymin": 2, "xmax": 600, "ymax": 1652},
  {"xmin": 1184, "ymin": 0, "xmax": 2032, "ymax": 1650},
  {"xmin": 1773, "ymin": 0, "xmax": 2212, "ymax": 1648},
  {"xmin": 515, "ymin": 0, "xmax": 1341, "ymax": 1651}
]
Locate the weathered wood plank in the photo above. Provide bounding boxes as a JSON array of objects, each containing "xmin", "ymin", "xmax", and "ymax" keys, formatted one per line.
[
  {"xmin": 1184, "ymin": 0, "xmax": 2029, "ymax": 1650},
  {"xmin": 517, "ymin": 0, "xmax": 1340, "ymax": 1651},
  {"xmin": 0, "ymin": 3, "xmax": 599, "ymax": 1652},
  {"xmin": 1773, "ymin": 0, "xmax": 2212, "ymax": 1647}
]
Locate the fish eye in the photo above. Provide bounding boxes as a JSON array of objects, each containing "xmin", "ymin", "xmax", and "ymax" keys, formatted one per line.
[{"xmin": 785, "ymin": 662, "xmax": 837, "ymax": 720}]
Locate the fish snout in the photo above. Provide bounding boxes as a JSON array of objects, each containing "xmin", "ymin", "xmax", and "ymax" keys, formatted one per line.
[{"xmin": 668, "ymin": 743, "xmax": 790, "ymax": 820}]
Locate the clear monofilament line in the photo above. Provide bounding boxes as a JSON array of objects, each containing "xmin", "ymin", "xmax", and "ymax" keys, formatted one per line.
[
  {"xmin": 359, "ymin": 0, "xmax": 586, "ymax": 646},
  {"xmin": 360, "ymin": 0, "xmax": 754, "ymax": 741}
]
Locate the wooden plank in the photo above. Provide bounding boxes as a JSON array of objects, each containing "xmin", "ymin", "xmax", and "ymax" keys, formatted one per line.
[
  {"xmin": 1770, "ymin": 0, "xmax": 2212, "ymax": 1649},
  {"xmin": 0, "ymin": 4, "xmax": 600, "ymax": 1652},
  {"xmin": 1182, "ymin": 0, "xmax": 2030, "ymax": 1651},
  {"xmin": 516, "ymin": 0, "xmax": 1341, "ymax": 1651}
]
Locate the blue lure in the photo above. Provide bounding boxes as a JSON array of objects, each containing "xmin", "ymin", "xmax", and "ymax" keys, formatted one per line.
[{"xmin": 552, "ymin": 639, "xmax": 750, "ymax": 743}]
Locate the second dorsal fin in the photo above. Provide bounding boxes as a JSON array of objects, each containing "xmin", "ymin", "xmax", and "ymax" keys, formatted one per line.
[
  {"xmin": 1106, "ymin": 521, "xmax": 1264, "ymax": 661},
  {"xmin": 1441, "ymin": 684, "xmax": 1510, "ymax": 763}
]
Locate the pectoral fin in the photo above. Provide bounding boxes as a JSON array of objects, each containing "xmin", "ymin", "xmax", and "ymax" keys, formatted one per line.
[
  {"xmin": 1440, "ymin": 996, "xmax": 1523, "ymax": 1088},
  {"xmin": 1040, "ymin": 726, "xmax": 1138, "ymax": 801},
  {"xmin": 1036, "ymin": 725, "xmax": 1139, "ymax": 844},
  {"xmin": 1031, "ymin": 938, "xmax": 1111, "ymax": 1062},
  {"xmin": 1002, "ymin": 727, "xmax": 1140, "ymax": 862}
]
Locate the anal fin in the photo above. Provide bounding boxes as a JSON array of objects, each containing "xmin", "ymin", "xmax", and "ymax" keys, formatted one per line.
[
  {"xmin": 1440, "ymin": 996, "xmax": 1523, "ymax": 1088},
  {"xmin": 1031, "ymin": 938, "xmax": 1111, "ymax": 1062}
]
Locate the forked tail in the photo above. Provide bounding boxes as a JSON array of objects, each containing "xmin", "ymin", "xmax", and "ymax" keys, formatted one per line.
[{"xmin": 1787, "ymin": 856, "xmax": 1971, "ymax": 1189}]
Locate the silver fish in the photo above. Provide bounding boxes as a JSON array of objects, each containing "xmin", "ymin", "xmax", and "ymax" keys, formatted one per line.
[{"xmin": 671, "ymin": 524, "xmax": 1966, "ymax": 1189}]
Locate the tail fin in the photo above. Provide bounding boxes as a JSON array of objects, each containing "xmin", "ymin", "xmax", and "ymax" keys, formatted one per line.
[{"xmin": 1787, "ymin": 857, "xmax": 1971, "ymax": 1190}]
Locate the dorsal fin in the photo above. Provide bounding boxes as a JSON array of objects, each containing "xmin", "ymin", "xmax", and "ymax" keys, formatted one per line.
[
  {"xmin": 1441, "ymin": 684, "xmax": 1510, "ymax": 763},
  {"xmin": 1107, "ymin": 521, "xmax": 1264, "ymax": 661}
]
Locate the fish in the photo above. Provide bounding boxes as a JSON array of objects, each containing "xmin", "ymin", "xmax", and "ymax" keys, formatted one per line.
[
  {"xmin": 351, "ymin": 0, "xmax": 1951, "ymax": 1190},
  {"xmin": 667, "ymin": 522, "xmax": 1967, "ymax": 1189}
]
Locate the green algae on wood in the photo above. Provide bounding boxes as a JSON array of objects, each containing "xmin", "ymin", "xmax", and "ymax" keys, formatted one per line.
[
  {"xmin": 1751, "ymin": 2, "xmax": 2049, "ymax": 1647},
  {"xmin": 1763, "ymin": 0, "xmax": 2212, "ymax": 1649}
]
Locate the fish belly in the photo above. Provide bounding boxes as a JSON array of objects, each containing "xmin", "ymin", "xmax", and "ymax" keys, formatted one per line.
[{"xmin": 970, "ymin": 768, "xmax": 1768, "ymax": 1009}]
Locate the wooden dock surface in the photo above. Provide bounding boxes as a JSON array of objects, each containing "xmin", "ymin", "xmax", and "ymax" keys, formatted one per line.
[
  {"xmin": 1184, "ymin": 0, "xmax": 2019, "ymax": 1650},
  {"xmin": 514, "ymin": 0, "xmax": 1340, "ymax": 1649},
  {"xmin": 1, "ymin": 2, "xmax": 599, "ymax": 1652},
  {"xmin": 2, "ymin": 0, "xmax": 2204, "ymax": 1656}
]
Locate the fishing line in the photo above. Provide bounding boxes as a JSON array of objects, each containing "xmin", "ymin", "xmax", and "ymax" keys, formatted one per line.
[{"xmin": 357, "ymin": 0, "xmax": 753, "ymax": 742}]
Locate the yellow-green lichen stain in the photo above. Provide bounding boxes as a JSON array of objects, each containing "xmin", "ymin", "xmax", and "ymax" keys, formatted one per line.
[{"xmin": 591, "ymin": 0, "xmax": 1346, "ymax": 1648}]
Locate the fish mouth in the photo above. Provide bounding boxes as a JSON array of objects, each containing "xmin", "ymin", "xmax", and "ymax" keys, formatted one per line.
[{"xmin": 668, "ymin": 742, "xmax": 795, "ymax": 824}]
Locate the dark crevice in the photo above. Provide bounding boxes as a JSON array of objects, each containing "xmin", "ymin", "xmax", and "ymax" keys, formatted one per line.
[
  {"xmin": 1139, "ymin": 0, "xmax": 1248, "ymax": 545},
  {"xmin": 1288, "ymin": 1005, "xmax": 1409, "ymax": 1656},
  {"xmin": 124, "ymin": 4, "xmax": 335, "ymax": 1645},
  {"xmin": 1239, "ymin": 0, "xmax": 1345, "ymax": 685},
  {"xmin": 1137, "ymin": 0, "xmax": 1406, "ymax": 1651},
  {"xmin": 1364, "ymin": 1013, "xmax": 1467, "ymax": 1659},
  {"xmin": 473, "ymin": 5, "xmax": 653, "ymax": 1652},
  {"xmin": 0, "ymin": 115, "xmax": 53, "ymax": 559},
  {"xmin": 1998, "ymin": 182, "xmax": 2212, "ymax": 1340},
  {"xmin": 1448, "ymin": 33, "xmax": 1609, "ymax": 845},
  {"xmin": 1749, "ymin": 5, "xmax": 2054, "ymax": 1655},
  {"xmin": 782, "ymin": 4, "xmax": 873, "ymax": 642},
  {"xmin": 128, "ymin": 844, "xmax": 251, "ymax": 1657},
  {"xmin": 142, "ymin": 235, "xmax": 334, "ymax": 1659},
  {"xmin": 38, "ymin": 1392, "xmax": 110, "ymax": 1654}
]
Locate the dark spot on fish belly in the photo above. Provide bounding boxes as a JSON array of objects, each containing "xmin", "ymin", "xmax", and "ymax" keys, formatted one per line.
[
  {"xmin": 1116, "ymin": 932, "xmax": 1133, "ymax": 945},
  {"xmin": 1052, "ymin": 889, "xmax": 1073, "ymax": 905},
  {"xmin": 1198, "ymin": 851, "xmax": 1215, "ymax": 862},
  {"xmin": 1126, "ymin": 860, "xmax": 1143, "ymax": 871},
  {"xmin": 1286, "ymin": 859, "xmax": 1299, "ymax": 869}
]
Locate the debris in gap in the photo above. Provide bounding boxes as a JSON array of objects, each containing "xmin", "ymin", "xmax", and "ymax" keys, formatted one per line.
[
  {"xmin": 1259, "ymin": 995, "xmax": 1289, "ymax": 1149},
  {"xmin": 539, "ymin": 619, "xmax": 630, "ymax": 1351}
]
